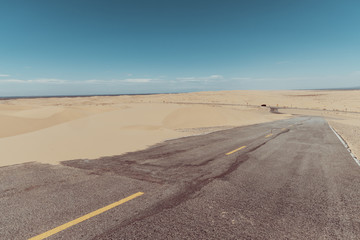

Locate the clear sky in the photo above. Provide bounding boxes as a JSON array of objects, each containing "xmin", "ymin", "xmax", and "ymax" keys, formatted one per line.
[{"xmin": 0, "ymin": 0, "xmax": 359, "ymax": 96}]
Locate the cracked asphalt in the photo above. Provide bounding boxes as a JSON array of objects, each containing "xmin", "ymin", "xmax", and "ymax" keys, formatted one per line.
[{"xmin": 1, "ymin": 116, "xmax": 360, "ymax": 239}]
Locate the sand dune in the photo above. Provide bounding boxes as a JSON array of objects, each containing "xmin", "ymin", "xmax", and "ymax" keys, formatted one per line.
[
  {"xmin": 0, "ymin": 106, "xmax": 114, "ymax": 138},
  {"xmin": 163, "ymin": 105, "xmax": 288, "ymax": 129},
  {"xmin": 0, "ymin": 106, "xmax": 64, "ymax": 119},
  {"xmin": 0, "ymin": 90, "xmax": 359, "ymax": 167}
]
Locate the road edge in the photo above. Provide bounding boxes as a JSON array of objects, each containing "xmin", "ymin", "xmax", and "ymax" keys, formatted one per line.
[{"xmin": 328, "ymin": 124, "xmax": 360, "ymax": 167}]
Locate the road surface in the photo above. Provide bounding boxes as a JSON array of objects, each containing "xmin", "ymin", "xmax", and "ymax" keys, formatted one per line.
[{"xmin": 1, "ymin": 116, "xmax": 360, "ymax": 239}]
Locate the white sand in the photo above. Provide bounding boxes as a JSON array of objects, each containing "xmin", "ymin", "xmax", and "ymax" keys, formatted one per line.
[{"xmin": 0, "ymin": 90, "xmax": 359, "ymax": 167}]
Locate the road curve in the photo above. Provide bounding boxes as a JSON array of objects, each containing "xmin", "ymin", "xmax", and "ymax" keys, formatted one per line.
[{"xmin": 1, "ymin": 116, "xmax": 360, "ymax": 239}]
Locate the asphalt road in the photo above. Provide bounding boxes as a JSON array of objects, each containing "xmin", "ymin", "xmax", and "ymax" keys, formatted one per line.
[{"xmin": 1, "ymin": 116, "xmax": 360, "ymax": 239}]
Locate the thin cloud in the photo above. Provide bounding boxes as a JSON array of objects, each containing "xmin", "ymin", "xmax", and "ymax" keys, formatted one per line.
[
  {"xmin": 30, "ymin": 79, "xmax": 67, "ymax": 84},
  {"xmin": 176, "ymin": 77, "xmax": 198, "ymax": 82},
  {"xmin": 82, "ymin": 79, "xmax": 115, "ymax": 84},
  {"xmin": 82, "ymin": 78, "xmax": 153, "ymax": 84},
  {"xmin": 123, "ymin": 78, "xmax": 152, "ymax": 83},
  {"xmin": 232, "ymin": 77, "xmax": 252, "ymax": 81},
  {"xmin": 0, "ymin": 78, "xmax": 154, "ymax": 85},
  {"xmin": 0, "ymin": 74, "xmax": 10, "ymax": 77},
  {"xmin": 0, "ymin": 79, "xmax": 24, "ymax": 83},
  {"xmin": 232, "ymin": 76, "xmax": 312, "ymax": 82},
  {"xmin": 0, "ymin": 78, "xmax": 67, "ymax": 84},
  {"xmin": 176, "ymin": 75, "xmax": 224, "ymax": 82},
  {"xmin": 208, "ymin": 75, "xmax": 224, "ymax": 79}
]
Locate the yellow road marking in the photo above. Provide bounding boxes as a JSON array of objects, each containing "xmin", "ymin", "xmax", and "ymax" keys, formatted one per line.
[
  {"xmin": 226, "ymin": 146, "xmax": 246, "ymax": 155},
  {"xmin": 28, "ymin": 192, "xmax": 144, "ymax": 240},
  {"xmin": 265, "ymin": 133, "xmax": 273, "ymax": 138}
]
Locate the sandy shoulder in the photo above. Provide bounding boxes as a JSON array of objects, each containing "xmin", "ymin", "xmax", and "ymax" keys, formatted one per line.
[{"xmin": 327, "ymin": 115, "xmax": 360, "ymax": 161}]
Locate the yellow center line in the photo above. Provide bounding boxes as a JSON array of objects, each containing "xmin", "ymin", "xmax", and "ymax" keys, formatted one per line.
[
  {"xmin": 226, "ymin": 146, "xmax": 246, "ymax": 155},
  {"xmin": 265, "ymin": 133, "xmax": 273, "ymax": 138},
  {"xmin": 28, "ymin": 192, "xmax": 144, "ymax": 240}
]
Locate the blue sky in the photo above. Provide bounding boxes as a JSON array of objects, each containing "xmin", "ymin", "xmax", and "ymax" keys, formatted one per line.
[{"xmin": 0, "ymin": 0, "xmax": 359, "ymax": 96}]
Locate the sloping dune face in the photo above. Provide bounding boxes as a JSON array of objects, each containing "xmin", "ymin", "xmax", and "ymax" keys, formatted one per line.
[
  {"xmin": 163, "ymin": 105, "xmax": 288, "ymax": 129},
  {"xmin": 0, "ymin": 106, "xmax": 112, "ymax": 138},
  {"xmin": 0, "ymin": 106, "xmax": 187, "ymax": 167},
  {"xmin": 0, "ymin": 103, "xmax": 186, "ymax": 166}
]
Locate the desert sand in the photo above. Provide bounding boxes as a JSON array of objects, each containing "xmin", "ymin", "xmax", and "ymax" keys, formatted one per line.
[{"xmin": 0, "ymin": 90, "xmax": 359, "ymax": 167}]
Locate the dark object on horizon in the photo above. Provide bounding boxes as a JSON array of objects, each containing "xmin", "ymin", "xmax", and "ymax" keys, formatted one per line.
[{"xmin": 261, "ymin": 104, "xmax": 267, "ymax": 107}]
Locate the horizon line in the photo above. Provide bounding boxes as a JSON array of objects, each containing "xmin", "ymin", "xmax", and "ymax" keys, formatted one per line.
[{"xmin": 1, "ymin": 87, "xmax": 360, "ymax": 100}]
